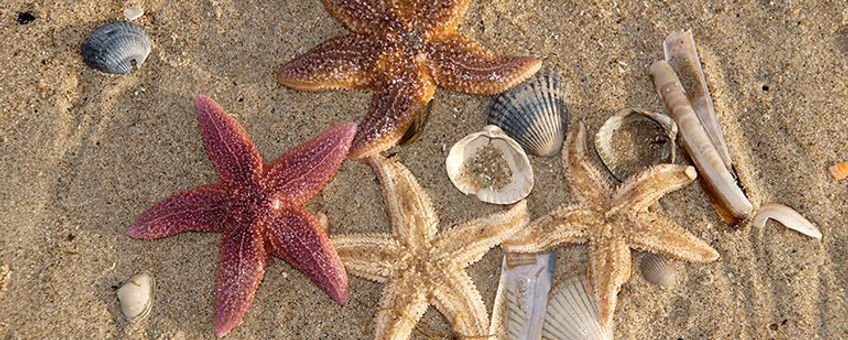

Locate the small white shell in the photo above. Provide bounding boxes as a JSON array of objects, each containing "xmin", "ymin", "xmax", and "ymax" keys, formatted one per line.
[
  {"xmin": 123, "ymin": 7, "xmax": 144, "ymax": 21},
  {"xmin": 595, "ymin": 108, "xmax": 678, "ymax": 180},
  {"xmin": 446, "ymin": 125, "xmax": 534, "ymax": 205},
  {"xmin": 639, "ymin": 253, "xmax": 677, "ymax": 288},
  {"xmin": 542, "ymin": 275, "xmax": 613, "ymax": 340},
  {"xmin": 117, "ymin": 272, "xmax": 154, "ymax": 322},
  {"xmin": 488, "ymin": 70, "xmax": 568, "ymax": 157},
  {"xmin": 82, "ymin": 22, "xmax": 151, "ymax": 74}
]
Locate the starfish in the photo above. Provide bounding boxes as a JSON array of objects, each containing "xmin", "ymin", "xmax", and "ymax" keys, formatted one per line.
[
  {"xmin": 128, "ymin": 94, "xmax": 356, "ymax": 336},
  {"xmin": 502, "ymin": 122, "xmax": 720, "ymax": 327},
  {"xmin": 277, "ymin": 0, "xmax": 542, "ymax": 159},
  {"xmin": 331, "ymin": 155, "xmax": 528, "ymax": 339}
]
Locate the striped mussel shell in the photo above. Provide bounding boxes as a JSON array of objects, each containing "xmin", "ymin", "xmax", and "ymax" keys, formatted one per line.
[
  {"xmin": 82, "ymin": 22, "xmax": 151, "ymax": 74},
  {"xmin": 542, "ymin": 275, "xmax": 613, "ymax": 340},
  {"xmin": 487, "ymin": 70, "xmax": 568, "ymax": 157}
]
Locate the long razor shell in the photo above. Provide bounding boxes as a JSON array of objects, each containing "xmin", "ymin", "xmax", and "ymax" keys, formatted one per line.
[
  {"xmin": 751, "ymin": 203, "xmax": 822, "ymax": 239},
  {"xmin": 650, "ymin": 60, "xmax": 753, "ymax": 222},
  {"xmin": 491, "ymin": 252, "xmax": 556, "ymax": 340},
  {"xmin": 542, "ymin": 275, "xmax": 613, "ymax": 340},
  {"xmin": 663, "ymin": 30, "xmax": 733, "ymax": 170}
]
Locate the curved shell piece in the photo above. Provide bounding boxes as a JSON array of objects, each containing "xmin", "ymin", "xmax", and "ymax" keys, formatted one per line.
[
  {"xmin": 595, "ymin": 108, "xmax": 678, "ymax": 180},
  {"xmin": 487, "ymin": 70, "xmax": 568, "ymax": 157},
  {"xmin": 751, "ymin": 203, "xmax": 822, "ymax": 239},
  {"xmin": 82, "ymin": 22, "xmax": 151, "ymax": 74},
  {"xmin": 117, "ymin": 271, "xmax": 154, "ymax": 322},
  {"xmin": 542, "ymin": 275, "xmax": 613, "ymax": 340},
  {"xmin": 500, "ymin": 252, "xmax": 556, "ymax": 339},
  {"xmin": 446, "ymin": 125, "xmax": 534, "ymax": 205},
  {"xmin": 639, "ymin": 253, "xmax": 677, "ymax": 287}
]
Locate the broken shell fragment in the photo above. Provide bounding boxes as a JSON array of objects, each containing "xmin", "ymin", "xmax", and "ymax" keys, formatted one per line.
[
  {"xmin": 639, "ymin": 253, "xmax": 677, "ymax": 288},
  {"xmin": 495, "ymin": 252, "xmax": 556, "ymax": 339},
  {"xmin": 487, "ymin": 70, "xmax": 568, "ymax": 157},
  {"xmin": 446, "ymin": 125, "xmax": 534, "ymax": 205},
  {"xmin": 595, "ymin": 108, "xmax": 678, "ymax": 180},
  {"xmin": 542, "ymin": 275, "xmax": 613, "ymax": 340},
  {"xmin": 117, "ymin": 272, "xmax": 154, "ymax": 322},
  {"xmin": 123, "ymin": 7, "xmax": 144, "ymax": 21},
  {"xmin": 828, "ymin": 161, "xmax": 848, "ymax": 180},
  {"xmin": 751, "ymin": 203, "xmax": 822, "ymax": 239},
  {"xmin": 82, "ymin": 22, "xmax": 151, "ymax": 74}
]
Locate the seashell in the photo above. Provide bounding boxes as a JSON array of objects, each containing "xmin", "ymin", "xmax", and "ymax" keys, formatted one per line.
[
  {"xmin": 595, "ymin": 108, "xmax": 678, "ymax": 181},
  {"xmin": 82, "ymin": 22, "xmax": 151, "ymax": 74},
  {"xmin": 398, "ymin": 101, "xmax": 432, "ymax": 145},
  {"xmin": 751, "ymin": 203, "xmax": 822, "ymax": 239},
  {"xmin": 446, "ymin": 125, "xmax": 534, "ymax": 205},
  {"xmin": 542, "ymin": 275, "xmax": 613, "ymax": 340},
  {"xmin": 487, "ymin": 70, "xmax": 568, "ymax": 157},
  {"xmin": 498, "ymin": 252, "xmax": 556, "ymax": 340},
  {"xmin": 639, "ymin": 253, "xmax": 677, "ymax": 287},
  {"xmin": 123, "ymin": 7, "xmax": 144, "ymax": 21},
  {"xmin": 828, "ymin": 161, "xmax": 848, "ymax": 180},
  {"xmin": 116, "ymin": 271, "xmax": 154, "ymax": 322}
]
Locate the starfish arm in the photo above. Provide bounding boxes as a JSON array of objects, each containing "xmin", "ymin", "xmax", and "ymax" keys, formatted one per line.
[
  {"xmin": 374, "ymin": 276, "xmax": 429, "ymax": 340},
  {"xmin": 321, "ymin": 0, "xmax": 392, "ymax": 35},
  {"xmin": 428, "ymin": 33, "xmax": 541, "ymax": 95},
  {"xmin": 214, "ymin": 225, "xmax": 268, "ymax": 337},
  {"xmin": 349, "ymin": 58, "xmax": 436, "ymax": 159},
  {"xmin": 128, "ymin": 184, "xmax": 230, "ymax": 239},
  {"xmin": 265, "ymin": 206, "xmax": 349, "ymax": 304},
  {"xmin": 589, "ymin": 238, "xmax": 632, "ymax": 328},
  {"xmin": 415, "ymin": 0, "xmax": 470, "ymax": 36},
  {"xmin": 612, "ymin": 164, "xmax": 697, "ymax": 213},
  {"xmin": 501, "ymin": 205, "xmax": 597, "ymax": 253},
  {"xmin": 366, "ymin": 155, "xmax": 439, "ymax": 247},
  {"xmin": 630, "ymin": 212, "xmax": 720, "ymax": 263},
  {"xmin": 431, "ymin": 270, "xmax": 490, "ymax": 338},
  {"xmin": 277, "ymin": 33, "xmax": 380, "ymax": 91},
  {"xmin": 436, "ymin": 201, "xmax": 528, "ymax": 268},
  {"xmin": 265, "ymin": 123, "xmax": 357, "ymax": 205},
  {"xmin": 564, "ymin": 123, "xmax": 615, "ymax": 206},
  {"xmin": 195, "ymin": 95, "xmax": 263, "ymax": 187},
  {"xmin": 331, "ymin": 233, "xmax": 402, "ymax": 283}
]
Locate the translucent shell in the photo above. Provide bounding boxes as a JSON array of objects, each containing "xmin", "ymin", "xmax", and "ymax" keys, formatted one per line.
[{"xmin": 82, "ymin": 22, "xmax": 151, "ymax": 74}]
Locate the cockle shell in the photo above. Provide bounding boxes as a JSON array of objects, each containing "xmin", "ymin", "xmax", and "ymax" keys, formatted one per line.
[
  {"xmin": 639, "ymin": 253, "xmax": 677, "ymax": 288},
  {"xmin": 487, "ymin": 70, "xmax": 568, "ymax": 157},
  {"xmin": 595, "ymin": 108, "xmax": 678, "ymax": 181},
  {"xmin": 82, "ymin": 22, "xmax": 151, "ymax": 74},
  {"xmin": 116, "ymin": 272, "xmax": 154, "ymax": 322},
  {"xmin": 446, "ymin": 125, "xmax": 534, "ymax": 205},
  {"xmin": 542, "ymin": 275, "xmax": 613, "ymax": 340}
]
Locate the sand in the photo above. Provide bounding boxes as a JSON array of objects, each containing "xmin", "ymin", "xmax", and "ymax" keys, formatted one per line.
[{"xmin": 1, "ymin": 0, "xmax": 846, "ymax": 338}]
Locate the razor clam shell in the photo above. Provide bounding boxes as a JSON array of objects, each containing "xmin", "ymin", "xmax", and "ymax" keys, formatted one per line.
[
  {"xmin": 488, "ymin": 70, "xmax": 568, "ymax": 157},
  {"xmin": 117, "ymin": 271, "xmax": 154, "ymax": 322},
  {"xmin": 445, "ymin": 125, "xmax": 534, "ymax": 205},
  {"xmin": 595, "ymin": 108, "xmax": 678, "ymax": 181},
  {"xmin": 492, "ymin": 252, "xmax": 556, "ymax": 340},
  {"xmin": 751, "ymin": 203, "xmax": 822, "ymax": 239},
  {"xmin": 542, "ymin": 275, "xmax": 613, "ymax": 340},
  {"xmin": 650, "ymin": 60, "xmax": 753, "ymax": 223},
  {"xmin": 639, "ymin": 253, "xmax": 677, "ymax": 288},
  {"xmin": 663, "ymin": 31, "xmax": 733, "ymax": 171},
  {"xmin": 82, "ymin": 22, "xmax": 151, "ymax": 74}
]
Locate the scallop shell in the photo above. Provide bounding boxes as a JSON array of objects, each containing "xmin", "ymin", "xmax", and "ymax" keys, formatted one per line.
[
  {"xmin": 639, "ymin": 253, "xmax": 677, "ymax": 288},
  {"xmin": 542, "ymin": 276, "xmax": 613, "ymax": 340},
  {"xmin": 498, "ymin": 252, "xmax": 556, "ymax": 340},
  {"xmin": 595, "ymin": 108, "xmax": 678, "ymax": 180},
  {"xmin": 487, "ymin": 70, "xmax": 568, "ymax": 157},
  {"xmin": 446, "ymin": 125, "xmax": 534, "ymax": 205},
  {"xmin": 82, "ymin": 22, "xmax": 151, "ymax": 74},
  {"xmin": 116, "ymin": 272, "xmax": 154, "ymax": 322}
]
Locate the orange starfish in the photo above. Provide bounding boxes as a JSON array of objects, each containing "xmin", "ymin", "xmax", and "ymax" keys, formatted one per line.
[{"xmin": 278, "ymin": 0, "xmax": 542, "ymax": 159}]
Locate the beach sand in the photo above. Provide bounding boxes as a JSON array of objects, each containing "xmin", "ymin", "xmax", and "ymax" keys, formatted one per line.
[{"xmin": 1, "ymin": 0, "xmax": 846, "ymax": 338}]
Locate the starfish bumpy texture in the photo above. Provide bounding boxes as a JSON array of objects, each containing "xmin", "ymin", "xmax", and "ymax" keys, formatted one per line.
[
  {"xmin": 278, "ymin": 0, "xmax": 542, "ymax": 159},
  {"xmin": 502, "ymin": 122, "xmax": 720, "ymax": 327},
  {"xmin": 128, "ymin": 95, "xmax": 355, "ymax": 336},
  {"xmin": 331, "ymin": 155, "xmax": 528, "ymax": 339}
]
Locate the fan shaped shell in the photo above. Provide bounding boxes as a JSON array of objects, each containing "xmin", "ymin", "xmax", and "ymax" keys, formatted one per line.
[
  {"xmin": 487, "ymin": 70, "xmax": 568, "ymax": 157},
  {"xmin": 639, "ymin": 253, "xmax": 678, "ymax": 288},
  {"xmin": 542, "ymin": 276, "xmax": 613, "ymax": 340},
  {"xmin": 82, "ymin": 22, "xmax": 151, "ymax": 74}
]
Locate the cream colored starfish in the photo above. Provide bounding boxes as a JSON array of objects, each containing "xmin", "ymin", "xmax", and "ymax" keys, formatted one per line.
[
  {"xmin": 332, "ymin": 155, "xmax": 528, "ymax": 339},
  {"xmin": 502, "ymin": 122, "xmax": 720, "ymax": 327}
]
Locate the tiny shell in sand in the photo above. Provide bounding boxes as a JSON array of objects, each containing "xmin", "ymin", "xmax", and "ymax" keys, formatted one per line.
[
  {"xmin": 639, "ymin": 253, "xmax": 678, "ymax": 288},
  {"xmin": 116, "ymin": 272, "xmax": 154, "ymax": 322},
  {"xmin": 828, "ymin": 161, "xmax": 848, "ymax": 180},
  {"xmin": 82, "ymin": 22, "xmax": 151, "ymax": 75}
]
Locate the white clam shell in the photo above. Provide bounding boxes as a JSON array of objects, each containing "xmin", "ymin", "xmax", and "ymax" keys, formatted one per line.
[
  {"xmin": 117, "ymin": 272, "xmax": 154, "ymax": 322},
  {"xmin": 595, "ymin": 108, "xmax": 678, "ymax": 181},
  {"xmin": 123, "ymin": 7, "xmax": 144, "ymax": 21},
  {"xmin": 446, "ymin": 125, "xmax": 534, "ymax": 205},
  {"xmin": 542, "ymin": 276, "xmax": 613, "ymax": 340},
  {"xmin": 639, "ymin": 253, "xmax": 678, "ymax": 288},
  {"xmin": 488, "ymin": 70, "xmax": 568, "ymax": 157},
  {"xmin": 82, "ymin": 22, "xmax": 151, "ymax": 74}
]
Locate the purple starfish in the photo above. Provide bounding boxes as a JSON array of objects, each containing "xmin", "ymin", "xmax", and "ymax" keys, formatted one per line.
[{"xmin": 128, "ymin": 94, "xmax": 355, "ymax": 336}]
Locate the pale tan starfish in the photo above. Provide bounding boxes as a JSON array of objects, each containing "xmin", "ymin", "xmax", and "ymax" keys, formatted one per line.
[
  {"xmin": 331, "ymin": 155, "xmax": 528, "ymax": 339},
  {"xmin": 502, "ymin": 122, "xmax": 720, "ymax": 327}
]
